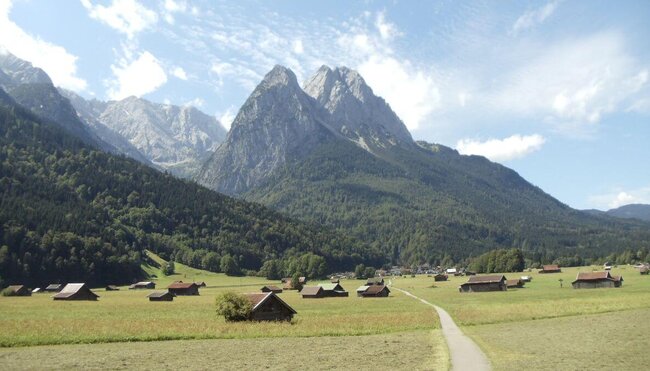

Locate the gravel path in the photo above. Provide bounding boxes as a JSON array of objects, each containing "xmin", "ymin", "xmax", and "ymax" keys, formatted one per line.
[{"xmin": 391, "ymin": 285, "xmax": 491, "ymax": 371}]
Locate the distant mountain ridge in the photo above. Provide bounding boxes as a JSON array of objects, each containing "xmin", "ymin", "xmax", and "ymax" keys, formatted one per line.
[
  {"xmin": 198, "ymin": 64, "xmax": 650, "ymax": 265},
  {"xmin": 586, "ymin": 204, "xmax": 650, "ymax": 222}
]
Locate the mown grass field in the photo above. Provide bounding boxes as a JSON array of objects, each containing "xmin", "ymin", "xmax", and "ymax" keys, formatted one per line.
[
  {"xmin": 0, "ymin": 253, "xmax": 438, "ymax": 347},
  {"xmin": 392, "ymin": 265, "xmax": 650, "ymax": 370}
]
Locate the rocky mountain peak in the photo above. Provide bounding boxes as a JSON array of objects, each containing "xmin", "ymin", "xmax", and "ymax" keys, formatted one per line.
[
  {"xmin": 259, "ymin": 65, "xmax": 300, "ymax": 90},
  {"xmin": 0, "ymin": 51, "xmax": 52, "ymax": 86}
]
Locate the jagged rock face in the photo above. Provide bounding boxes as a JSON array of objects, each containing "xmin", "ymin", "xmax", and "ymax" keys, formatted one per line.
[
  {"xmin": 197, "ymin": 65, "xmax": 335, "ymax": 195},
  {"xmin": 0, "ymin": 52, "xmax": 52, "ymax": 86},
  {"xmin": 304, "ymin": 66, "xmax": 413, "ymax": 152},
  {"xmin": 94, "ymin": 97, "xmax": 227, "ymax": 178}
]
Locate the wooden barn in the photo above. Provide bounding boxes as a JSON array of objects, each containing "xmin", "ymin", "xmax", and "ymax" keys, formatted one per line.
[
  {"xmin": 459, "ymin": 275, "xmax": 507, "ymax": 293},
  {"xmin": 506, "ymin": 279, "xmax": 525, "ymax": 288},
  {"xmin": 360, "ymin": 285, "xmax": 390, "ymax": 297},
  {"xmin": 105, "ymin": 285, "xmax": 119, "ymax": 291},
  {"xmin": 520, "ymin": 276, "xmax": 533, "ymax": 282},
  {"xmin": 245, "ymin": 292, "xmax": 296, "ymax": 321},
  {"xmin": 167, "ymin": 282, "xmax": 200, "ymax": 296},
  {"xmin": 434, "ymin": 274, "xmax": 448, "ymax": 282},
  {"xmin": 44, "ymin": 284, "xmax": 64, "ymax": 292},
  {"xmin": 318, "ymin": 283, "xmax": 349, "ymax": 297},
  {"xmin": 356, "ymin": 285, "xmax": 370, "ymax": 297},
  {"xmin": 4, "ymin": 285, "xmax": 31, "ymax": 296},
  {"xmin": 129, "ymin": 281, "xmax": 156, "ymax": 290},
  {"xmin": 148, "ymin": 291, "xmax": 175, "ymax": 301},
  {"xmin": 572, "ymin": 272, "xmax": 623, "ymax": 289},
  {"xmin": 300, "ymin": 286, "xmax": 324, "ymax": 298},
  {"xmin": 52, "ymin": 283, "xmax": 99, "ymax": 301},
  {"xmin": 261, "ymin": 285, "xmax": 283, "ymax": 294},
  {"xmin": 330, "ymin": 278, "xmax": 340, "ymax": 284},
  {"xmin": 539, "ymin": 265, "xmax": 561, "ymax": 273},
  {"xmin": 366, "ymin": 277, "xmax": 385, "ymax": 286}
]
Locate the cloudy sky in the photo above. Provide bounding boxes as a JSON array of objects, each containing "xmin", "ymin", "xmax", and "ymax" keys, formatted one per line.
[{"xmin": 1, "ymin": 0, "xmax": 649, "ymax": 210}]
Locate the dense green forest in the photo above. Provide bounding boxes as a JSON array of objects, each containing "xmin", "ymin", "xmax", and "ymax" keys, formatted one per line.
[
  {"xmin": 0, "ymin": 93, "xmax": 384, "ymax": 287},
  {"xmin": 247, "ymin": 138, "xmax": 650, "ymax": 267}
]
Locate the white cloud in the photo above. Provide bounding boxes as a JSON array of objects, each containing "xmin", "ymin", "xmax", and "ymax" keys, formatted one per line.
[
  {"xmin": 81, "ymin": 0, "xmax": 157, "ymax": 38},
  {"xmin": 456, "ymin": 134, "xmax": 546, "ymax": 162},
  {"xmin": 0, "ymin": 0, "xmax": 87, "ymax": 91},
  {"xmin": 218, "ymin": 106, "xmax": 237, "ymax": 130},
  {"xmin": 107, "ymin": 51, "xmax": 167, "ymax": 100},
  {"xmin": 513, "ymin": 0, "xmax": 561, "ymax": 34},
  {"xmin": 375, "ymin": 11, "xmax": 401, "ymax": 41},
  {"xmin": 184, "ymin": 97, "xmax": 204, "ymax": 108},
  {"xmin": 292, "ymin": 39, "xmax": 304, "ymax": 54},
  {"xmin": 171, "ymin": 66, "xmax": 187, "ymax": 80},
  {"xmin": 162, "ymin": 0, "xmax": 188, "ymax": 24},
  {"xmin": 589, "ymin": 187, "xmax": 650, "ymax": 209}
]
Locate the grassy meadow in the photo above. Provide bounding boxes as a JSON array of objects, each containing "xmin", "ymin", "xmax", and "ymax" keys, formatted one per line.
[{"xmin": 0, "ymin": 253, "xmax": 438, "ymax": 347}]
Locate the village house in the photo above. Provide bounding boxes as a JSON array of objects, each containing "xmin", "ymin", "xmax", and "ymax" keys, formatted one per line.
[
  {"xmin": 360, "ymin": 284, "xmax": 390, "ymax": 297},
  {"xmin": 129, "ymin": 281, "xmax": 156, "ymax": 290},
  {"xmin": 52, "ymin": 283, "xmax": 99, "ymax": 301},
  {"xmin": 4, "ymin": 285, "xmax": 31, "ymax": 296},
  {"xmin": 260, "ymin": 285, "xmax": 283, "ymax": 294},
  {"xmin": 459, "ymin": 275, "xmax": 507, "ymax": 293},
  {"xmin": 300, "ymin": 286, "xmax": 324, "ymax": 298},
  {"xmin": 245, "ymin": 292, "xmax": 297, "ymax": 321},
  {"xmin": 539, "ymin": 265, "xmax": 562, "ymax": 273},
  {"xmin": 434, "ymin": 274, "xmax": 448, "ymax": 282},
  {"xmin": 572, "ymin": 272, "xmax": 623, "ymax": 289},
  {"xmin": 148, "ymin": 291, "xmax": 175, "ymax": 301},
  {"xmin": 506, "ymin": 279, "xmax": 525, "ymax": 288},
  {"xmin": 317, "ymin": 283, "xmax": 349, "ymax": 297},
  {"xmin": 167, "ymin": 282, "xmax": 200, "ymax": 296},
  {"xmin": 44, "ymin": 284, "xmax": 64, "ymax": 292}
]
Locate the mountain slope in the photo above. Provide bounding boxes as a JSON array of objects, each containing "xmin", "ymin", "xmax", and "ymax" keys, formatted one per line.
[
  {"xmin": 606, "ymin": 204, "xmax": 650, "ymax": 221},
  {"xmin": 0, "ymin": 88, "xmax": 379, "ymax": 287},
  {"xmin": 199, "ymin": 65, "xmax": 650, "ymax": 265}
]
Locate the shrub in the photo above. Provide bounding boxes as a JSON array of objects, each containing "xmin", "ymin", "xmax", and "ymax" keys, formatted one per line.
[{"xmin": 215, "ymin": 291, "xmax": 252, "ymax": 321}]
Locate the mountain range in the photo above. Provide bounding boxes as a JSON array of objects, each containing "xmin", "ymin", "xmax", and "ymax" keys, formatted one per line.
[{"xmin": 584, "ymin": 204, "xmax": 650, "ymax": 222}]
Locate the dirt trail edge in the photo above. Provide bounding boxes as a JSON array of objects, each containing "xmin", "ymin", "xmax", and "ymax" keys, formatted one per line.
[{"xmin": 390, "ymin": 285, "xmax": 491, "ymax": 371}]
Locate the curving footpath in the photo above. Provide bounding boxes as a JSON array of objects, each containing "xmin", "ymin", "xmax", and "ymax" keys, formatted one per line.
[{"xmin": 391, "ymin": 286, "xmax": 491, "ymax": 371}]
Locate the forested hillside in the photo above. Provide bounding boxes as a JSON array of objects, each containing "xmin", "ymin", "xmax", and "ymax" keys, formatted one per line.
[{"xmin": 0, "ymin": 92, "xmax": 382, "ymax": 287}]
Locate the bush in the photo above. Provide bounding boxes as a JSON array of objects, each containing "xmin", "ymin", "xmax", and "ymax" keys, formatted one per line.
[
  {"xmin": 215, "ymin": 291, "xmax": 252, "ymax": 321},
  {"xmin": 291, "ymin": 272, "xmax": 303, "ymax": 291}
]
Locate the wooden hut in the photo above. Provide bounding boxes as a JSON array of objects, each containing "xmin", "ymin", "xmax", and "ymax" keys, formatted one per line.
[
  {"xmin": 539, "ymin": 265, "xmax": 561, "ymax": 273},
  {"xmin": 3, "ymin": 285, "xmax": 31, "ymax": 296},
  {"xmin": 356, "ymin": 285, "xmax": 370, "ymax": 297},
  {"xmin": 245, "ymin": 292, "xmax": 296, "ymax": 321},
  {"xmin": 52, "ymin": 283, "xmax": 99, "ymax": 301},
  {"xmin": 506, "ymin": 279, "xmax": 525, "ymax": 288},
  {"xmin": 167, "ymin": 282, "xmax": 200, "ymax": 296},
  {"xmin": 572, "ymin": 272, "xmax": 623, "ymax": 289},
  {"xmin": 261, "ymin": 285, "xmax": 283, "ymax": 294},
  {"xmin": 195, "ymin": 281, "xmax": 207, "ymax": 287},
  {"xmin": 44, "ymin": 284, "xmax": 64, "ymax": 292},
  {"xmin": 459, "ymin": 275, "xmax": 507, "ymax": 293},
  {"xmin": 330, "ymin": 277, "xmax": 340, "ymax": 284},
  {"xmin": 105, "ymin": 285, "xmax": 119, "ymax": 291},
  {"xmin": 360, "ymin": 285, "xmax": 390, "ymax": 297},
  {"xmin": 434, "ymin": 274, "xmax": 448, "ymax": 282},
  {"xmin": 300, "ymin": 286, "xmax": 324, "ymax": 298},
  {"xmin": 520, "ymin": 276, "xmax": 532, "ymax": 282},
  {"xmin": 129, "ymin": 281, "xmax": 155, "ymax": 290},
  {"xmin": 318, "ymin": 283, "xmax": 349, "ymax": 297},
  {"xmin": 148, "ymin": 291, "xmax": 175, "ymax": 301},
  {"xmin": 366, "ymin": 277, "xmax": 385, "ymax": 286}
]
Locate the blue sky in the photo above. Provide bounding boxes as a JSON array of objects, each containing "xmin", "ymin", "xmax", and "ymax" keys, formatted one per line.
[{"xmin": 1, "ymin": 0, "xmax": 649, "ymax": 210}]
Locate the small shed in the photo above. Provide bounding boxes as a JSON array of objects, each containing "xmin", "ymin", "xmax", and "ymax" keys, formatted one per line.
[
  {"xmin": 356, "ymin": 285, "xmax": 370, "ymax": 297},
  {"xmin": 148, "ymin": 291, "xmax": 175, "ymax": 301},
  {"xmin": 45, "ymin": 284, "xmax": 64, "ymax": 292},
  {"xmin": 366, "ymin": 277, "xmax": 385, "ymax": 286},
  {"xmin": 4, "ymin": 285, "xmax": 31, "ymax": 296},
  {"xmin": 434, "ymin": 274, "xmax": 448, "ymax": 282},
  {"xmin": 330, "ymin": 278, "xmax": 340, "ymax": 283},
  {"xmin": 360, "ymin": 285, "xmax": 390, "ymax": 297},
  {"xmin": 318, "ymin": 283, "xmax": 349, "ymax": 297},
  {"xmin": 459, "ymin": 275, "xmax": 507, "ymax": 293},
  {"xmin": 520, "ymin": 276, "xmax": 532, "ymax": 282},
  {"xmin": 572, "ymin": 272, "xmax": 623, "ymax": 289},
  {"xmin": 195, "ymin": 281, "xmax": 207, "ymax": 287},
  {"xmin": 167, "ymin": 282, "xmax": 200, "ymax": 296},
  {"xmin": 52, "ymin": 283, "xmax": 99, "ymax": 301},
  {"xmin": 640, "ymin": 267, "xmax": 649, "ymax": 275},
  {"xmin": 446, "ymin": 268, "xmax": 457, "ymax": 275},
  {"xmin": 300, "ymin": 286, "xmax": 324, "ymax": 298},
  {"xmin": 245, "ymin": 292, "xmax": 296, "ymax": 321},
  {"xmin": 299, "ymin": 277, "xmax": 307, "ymax": 285},
  {"xmin": 261, "ymin": 285, "xmax": 283, "ymax": 294},
  {"xmin": 506, "ymin": 279, "xmax": 525, "ymax": 288},
  {"xmin": 539, "ymin": 265, "xmax": 561, "ymax": 273},
  {"xmin": 105, "ymin": 285, "xmax": 119, "ymax": 291},
  {"xmin": 129, "ymin": 281, "xmax": 156, "ymax": 290}
]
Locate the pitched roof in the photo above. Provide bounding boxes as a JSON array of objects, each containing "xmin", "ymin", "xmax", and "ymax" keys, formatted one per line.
[
  {"xmin": 542, "ymin": 265, "xmax": 560, "ymax": 271},
  {"xmin": 506, "ymin": 279, "xmax": 523, "ymax": 286},
  {"xmin": 46, "ymin": 284, "xmax": 63, "ymax": 290},
  {"xmin": 262, "ymin": 285, "xmax": 282, "ymax": 291},
  {"xmin": 245, "ymin": 292, "xmax": 297, "ymax": 314},
  {"xmin": 148, "ymin": 291, "xmax": 174, "ymax": 298},
  {"xmin": 364, "ymin": 285, "xmax": 389, "ymax": 295},
  {"xmin": 300, "ymin": 286, "xmax": 323, "ymax": 296},
  {"xmin": 318, "ymin": 283, "xmax": 344, "ymax": 291},
  {"xmin": 466, "ymin": 275, "xmax": 506, "ymax": 284},
  {"xmin": 574, "ymin": 271, "xmax": 611, "ymax": 281},
  {"xmin": 168, "ymin": 282, "xmax": 197, "ymax": 289},
  {"xmin": 52, "ymin": 283, "xmax": 99, "ymax": 299},
  {"xmin": 6, "ymin": 285, "xmax": 26, "ymax": 292},
  {"xmin": 356, "ymin": 285, "xmax": 370, "ymax": 292}
]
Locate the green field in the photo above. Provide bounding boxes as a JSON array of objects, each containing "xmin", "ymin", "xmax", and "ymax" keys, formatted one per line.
[{"xmin": 2, "ymin": 258, "xmax": 649, "ymax": 370}]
